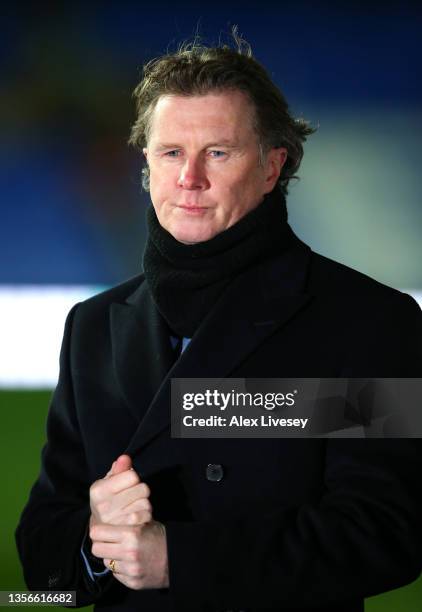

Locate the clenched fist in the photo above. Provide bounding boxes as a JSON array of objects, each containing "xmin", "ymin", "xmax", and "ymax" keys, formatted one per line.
[
  {"xmin": 89, "ymin": 455, "xmax": 152, "ymax": 527},
  {"xmin": 88, "ymin": 454, "xmax": 169, "ymax": 590}
]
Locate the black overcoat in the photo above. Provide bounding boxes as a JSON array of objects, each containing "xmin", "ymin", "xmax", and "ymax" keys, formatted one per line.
[{"xmin": 16, "ymin": 235, "xmax": 422, "ymax": 611}]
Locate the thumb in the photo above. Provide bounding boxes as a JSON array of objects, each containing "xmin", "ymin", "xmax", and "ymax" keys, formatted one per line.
[
  {"xmin": 112, "ymin": 454, "xmax": 133, "ymax": 474},
  {"xmin": 105, "ymin": 454, "xmax": 133, "ymax": 477}
]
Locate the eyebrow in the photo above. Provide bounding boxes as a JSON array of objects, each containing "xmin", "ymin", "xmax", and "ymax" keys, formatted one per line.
[{"xmin": 153, "ymin": 140, "xmax": 239, "ymax": 150}]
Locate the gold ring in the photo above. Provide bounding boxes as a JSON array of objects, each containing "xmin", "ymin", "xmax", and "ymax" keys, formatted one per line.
[{"xmin": 109, "ymin": 559, "xmax": 116, "ymax": 573}]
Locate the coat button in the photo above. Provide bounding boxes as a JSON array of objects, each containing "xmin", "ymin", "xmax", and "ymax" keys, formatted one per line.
[{"xmin": 206, "ymin": 463, "xmax": 224, "ymax": 482}]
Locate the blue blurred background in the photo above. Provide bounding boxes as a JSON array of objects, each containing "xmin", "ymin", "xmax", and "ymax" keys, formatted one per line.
[
  {"xmin": 1, "ymin": 1, "xmax": 421, "ymax": 609},
  {"xmin": 1, "ymin": 0, "xmax": 421, "ymax": 287}
]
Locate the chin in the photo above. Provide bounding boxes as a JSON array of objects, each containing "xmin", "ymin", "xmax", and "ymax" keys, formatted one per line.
[{"xmin": 169, "ymin": 221, "xmax": 218, "ymax": 245}]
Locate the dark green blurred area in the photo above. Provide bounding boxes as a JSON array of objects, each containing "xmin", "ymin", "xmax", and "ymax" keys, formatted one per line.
[
  {"xmin": 1, "ymin": 390, "xmax": 420, "ymax": 611},
  {"xmin": 1, "ymin": 391, "xmax": 93, "ymax": 611}
]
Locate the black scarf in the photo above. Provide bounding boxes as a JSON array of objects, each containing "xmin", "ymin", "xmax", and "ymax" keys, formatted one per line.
[{"xmin": 143, "ymin": 188, "xmax": 294, "ymax": 338}]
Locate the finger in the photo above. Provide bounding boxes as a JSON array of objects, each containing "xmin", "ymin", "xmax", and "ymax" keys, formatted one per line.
[
  {"xmin": 90, "ymin": 470, "xmax": 140, "ymax": 505},
  {"xmin": 111, "ymin": 510, "xmax": 152, "ymax": 526},
  {"xmin": 106, "ymin": 469, "xmax": 141, "ymax": 495},
  {"xmin": 103, "ymin": 557, "xmax": 115, "ymax": 572},
  {"xmin": 104, "ymin": 557, "xmax": 122, "ymax": 575},
  {"xmin": 92, "ymin": 541, "xmax": 126, "ymax": 560},
  {"xmin": 104, "ymin": 497, "xmax": 152, "ymax": 526},
  {"xmin": 103, "ymin": 558, "xmax": 126, "ymax": 577},
  {"xmin": 90, "ymin": 523, "xmax": 129, "ymax": 543},
  {"xmin": 120, "ymin": 497, "xmax": 152, "ymax": 515},
  {"xmin": 111, "ymin": 482, "xmax": 150, "ymax": 513},
  {"xmin": 104, "ymin": 558, "xmax": 144, "ymax": 588}
]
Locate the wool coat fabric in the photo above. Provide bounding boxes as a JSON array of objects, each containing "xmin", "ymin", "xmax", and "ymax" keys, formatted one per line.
[{"xmin": 16, "ymin": 232, "xmax": 422, "ymax": 611}]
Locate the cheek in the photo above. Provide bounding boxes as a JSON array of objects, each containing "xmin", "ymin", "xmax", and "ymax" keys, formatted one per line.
[
  {"xmin": 150, "ymin": 166, "xmax": 179, "ymax": 198},
  {"xmin": 222, "ymin": 175, "xmax": 260, "ymax": 203},
  {"xmin": 149, "ymin": 173, "xmax": 168, "ymax": 204}
]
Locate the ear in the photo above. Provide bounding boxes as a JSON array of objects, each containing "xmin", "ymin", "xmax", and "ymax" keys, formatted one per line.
[
  {"xmin": 263, "ymin": 147, "xmax": 287, "ymax": 194},
  {"xmin": 142, "ymin": 147, "xmax": 148, "ymax": 162}
]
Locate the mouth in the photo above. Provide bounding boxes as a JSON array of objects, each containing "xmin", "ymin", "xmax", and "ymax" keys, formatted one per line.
[{"xmin": 176, "ymin": 205, "xmax": 208, "ymax": 214}]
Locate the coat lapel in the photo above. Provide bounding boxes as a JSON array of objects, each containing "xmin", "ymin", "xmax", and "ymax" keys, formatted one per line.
[
  {"xmin": 111, "ymin": 239, "xmax": 313, "ymax": 456},
  {"xmin": 109, "ymin": 280, "xmax": 175, "ymax": 424}
]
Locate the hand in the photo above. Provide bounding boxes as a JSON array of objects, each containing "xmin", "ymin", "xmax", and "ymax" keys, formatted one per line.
[
  {"xmin": 90, "ymin": 520, "xmax": 169, "ymax": 590},
  {"xmin": 89, "ymin": 455, "xmax": 152, "ymax": 528},
  {"xmin": 89, "ymin": 455, "xmax": 169, "ymax": 590}
]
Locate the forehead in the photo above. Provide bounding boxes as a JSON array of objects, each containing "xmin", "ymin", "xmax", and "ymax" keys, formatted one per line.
[{"xmin": 148, "ymin": 90, "xmax": 257, "ymax": 143}]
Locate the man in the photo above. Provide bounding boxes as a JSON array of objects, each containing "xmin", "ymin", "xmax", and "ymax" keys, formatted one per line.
[{"xmin": 16, "ymin": 37, "xmax": 422, "ymax": 612}]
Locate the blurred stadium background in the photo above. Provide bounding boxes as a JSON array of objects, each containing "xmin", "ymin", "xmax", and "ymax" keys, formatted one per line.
[{"xmin": 1, "ymin": 2, "xmax": 421, "ymax": 609}]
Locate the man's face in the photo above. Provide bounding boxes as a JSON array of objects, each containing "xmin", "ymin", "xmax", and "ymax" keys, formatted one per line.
[{"xmin": 143, "ymin": 90, "xmax": 286, "ymax": 244}]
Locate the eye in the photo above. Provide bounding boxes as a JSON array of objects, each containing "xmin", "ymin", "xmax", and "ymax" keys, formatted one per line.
[
  {"xmin": 208, "ymin": 150, "xmax": 227, "ymax": 158},
  {"xmin": 164, "ymin": 150, "xmax": 181, "ymax": 157}
]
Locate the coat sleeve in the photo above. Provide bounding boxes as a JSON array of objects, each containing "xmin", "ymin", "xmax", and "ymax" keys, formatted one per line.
[
  {"xmin": 15, "ymin": 304, "xmax": 113, "ymax": 607},
  {"xmin": 164, "ymin": 294, "xmax": 422, "ymax": 611}
]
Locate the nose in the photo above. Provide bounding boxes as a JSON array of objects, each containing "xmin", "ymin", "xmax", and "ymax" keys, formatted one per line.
[{"xmin": 177, "ymin": 157, "xmax": 209, "ymax": 190}]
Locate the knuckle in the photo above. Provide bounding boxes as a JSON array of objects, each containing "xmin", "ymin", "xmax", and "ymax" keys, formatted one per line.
[
  {"xmin": 140, "ymin": 483, "xmax": 150, "ymax": 498},
  {"xmin": 97, "ymin": 500, "xmax": 111, "ymax": 517},
  {"xmin": 100, "ymin": 499, "xmax": 110, "ymax": 512},
  {"xmin": 124, "ymin": 525, "xmax": 137, "ymax": 540},
  {"xmin": 127, "ymin": 471, "xmax": 140, "ymax": 486},
  {"xmin": 127, "ymin": 549, "xmax": 140, "ymax": 563},
  {"xmin": 131, "ymin": 524, "xmax": 142, "ymax": 539},
  {"xmin": 118, "ymin": 471, "xmax": 138, "ymax": 489},
  {"xmin": 128, "ymin": 513, "xmax": 139, "ymax": 524},
  {"xmin": 89, "ymin": 481, "xmax": 101, "ymax": 500},
  {"xmin": 128, "ymin": 563, "xmax": 141, "ymax": 577},
  {"xmin": 91, "ymin": 542, "xmax": 101, "ymax": 557},
  {"xmin": 122, "ymin": 531, "xmax": 137, "ymax": 548}
]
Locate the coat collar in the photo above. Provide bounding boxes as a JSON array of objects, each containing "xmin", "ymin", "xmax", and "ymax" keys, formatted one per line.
[{"xmin": 110, "ymin": 235, "xmax": 312, "ymax": 456}]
